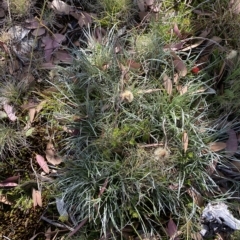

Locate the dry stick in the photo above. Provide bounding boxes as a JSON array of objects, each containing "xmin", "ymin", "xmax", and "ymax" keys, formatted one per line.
[
  {"xmin": 162, "ymin": 118, "xmax": 168, "ymax": 149},
  {"xmin": 41, "ymin": 216, "xmax": 74, "ymax": 231},
  {"xmin": 137, "ymin": 89, "xmax": 162, "ymax": 94},
  {"xmin": 30, "ymin": 158, "xmax": 40, "ymax": 190},
  {"xmin": 98, "ymin": 178, "xmax": 109, "ymax": 198},
  {"xmin": 3, "ymin": 236, "xmax": 11, "ymax": 240},
  {"xmin": 6, "ymin": 0, "xmax": 11, "ymax": 22},
  {"xmin": 138, "ymin": 143, "xmax": 164, "ymax": 148},
  {"xmin": 68, "ymin": 218, "xmax": 88, "ymax": 237},
  {"xmin": 166, "ymin": 36, "xmax": 225, "ymax": 52}
]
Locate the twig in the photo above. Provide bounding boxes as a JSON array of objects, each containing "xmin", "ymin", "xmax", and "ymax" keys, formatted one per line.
[
  {"xmin": 6, "ymin": 0, "xmax": 11, "ymax": 22},
  {"xmin": 162, "ymin": 118, "xmax": 167, "ymax": 149},
  {"xmin": 98, "ymin": 178, "xmax": 109, "ymax": 198},
  {"xmin": 41, "ymin": 216, "xmax": 74, "ymax": 231},
  {"xmin": 138, "ymin": 143, "xmax": 164, "ymax": 148},
  {"xmin": 30, "ymin": 158, "xmax": 40, "ymax": 190},
  {"xmin": 137, "ymin": 89, "xmax": 162, "ymax": 94},
  {"xmin": 68, "ymin": 218, "xmax": 88, "ymax": 237},
  {"xmin": 3, "ymin": 236, "xmax": 11, "ymax": 240}
]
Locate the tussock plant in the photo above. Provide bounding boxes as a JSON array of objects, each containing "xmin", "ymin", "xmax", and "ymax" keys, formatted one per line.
[
  {"xmin": 0, "ymin": 124, "xmax": 28, "ymax": 159},
  {"xmin": 2, "ymin": 0, "xmax": 240, "ymax": 239},
  {"xmin": 56, "ymin": 25, "xmax": 227, "ymax": 239}
]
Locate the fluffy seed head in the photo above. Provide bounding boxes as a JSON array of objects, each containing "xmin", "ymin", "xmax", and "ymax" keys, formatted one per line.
[{"xmin": 120, "ymin": 90, "xmax": 134, "ymax": 103}]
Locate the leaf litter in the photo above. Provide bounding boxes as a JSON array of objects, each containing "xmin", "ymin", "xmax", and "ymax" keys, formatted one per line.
[{"xmin": 1, "ymin": 0, "xmax": 240, "ymax": 238}]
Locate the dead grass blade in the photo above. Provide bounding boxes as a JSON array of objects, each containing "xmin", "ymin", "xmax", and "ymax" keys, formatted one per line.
[{"xmin": 182, "ymin": 131, "xmax": 188, "ymax": 153}]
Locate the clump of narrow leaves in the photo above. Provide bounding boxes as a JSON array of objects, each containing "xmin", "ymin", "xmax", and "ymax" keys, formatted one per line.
[{"xmin": 56, "ymin": 23, "xmax": 227, "ymax": 238}]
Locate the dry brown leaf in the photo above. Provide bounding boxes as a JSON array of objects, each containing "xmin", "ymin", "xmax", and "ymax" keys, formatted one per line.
[
  {"xmin": 36, "ymin": 100, "xmax": 47, "ymax": 113},
  {"xmin": 53, "ymin": 49, "xmax": 73, "ymax": 64},
  {"xmin": 182, "ymin": 131, "xmax": 188, "ymax": 153},
  {"xmin": 35, "ymin": 189, "xmax": 42, "ymax": 207},
  {"xmin": 25, "ymin": 18, "xmax": 47, "ymax": 29},
  {"xmin": 3, "ymin": 103, "xmax": 17, "ymax": 121},
  {"xmin": 209, "ymin": 142, "xmax": 227, "ymax": 152},
  {"xmin": 31, "ymin": 28, "xmax": 46, "ymax": 37},
  {"xmin": 126, "ymin": 59, "xmax": 141, "ymax": 69},
  {"xmin": 0, "ymin": 182, "xmax": 18, "ymax": 187},
  {"xmin": 36, "ymin": 154, "xmax": 50, "ymax": 174},
  {"xmin": 21, "ymin": 100, "xmax": 38, "ymax": 111},
  {"xmin": 166, "ymin": 219, "xmax": 179, "ymax": 240},
  {"xmin": 173, "ymin": 23, "xmax": 182, "ymax": 39},
  {"xmin": 32, "ymin": 188, "xmax": 42, "ymax": 207},
  {"xmin": 180, "ymin": 29, "xmax": 211, "ymax": 52},
  {"xmin": 162, "ymin": 73, "xmax": 172, "ymax": 95},
  {"xmin": 0, "ymin": 195, "xmax": 12, "ymax": 205},
  {"xmin": 145, "ymin": 0, "xmax": 154, "ymax": 6},
  {"xmin": 176, "ymin": 84, "xmax": 188, "ymax": 95},
  {"xmin": 173, "ymin": 73, "xmax": 179, "ymax": 84},
  {"xmin": 50, "ymin": 0, "xmax": 72, "ymax": 14},
  {"xmin": 137, "ymin": 0, "xmax": 145, "ymax": 11},
  {"xmin": 209, "ymin": 142, "xmax": 226, "ymax": 152},
  {"xmin": 173, "ymin": 59, "xmax": 187, "ymax": 77},
  {"xmin": 226, "ymin": 129, "xmax": 238, "ymax": 157},
  {"xmin": 32, "ymin": 188, "xmax": 37, "ymax": 208},
  {"xmin": 45, "ymin": 142, "xmax": 62, "ymax": 165},
  {"xmin": 29, "ymin": 107, "xmax": 36, "ymax": 123},
  {"xmin": 229, "ymin": 0, "xmax": 240, "ymax": 14},
  {"xmin": 45, "ymin": 227, "xmax": 52, "ymax": 240},
  {"xmin": 42, "ymin": 33, "xmax": 66, "ymax": 62},
  {"xmin": 1, "ymin": 175, "xmax": 19, "ymax": 183},
  {"xmin": 187, "ymin": 187, "xmax": 204, "ymax": 207},
  {"xmin": 77, "ymin": 12, "xmax": 95, "ymax": 28}
]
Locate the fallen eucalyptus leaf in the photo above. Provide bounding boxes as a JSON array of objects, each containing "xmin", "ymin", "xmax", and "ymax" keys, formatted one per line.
[
  {"xmin": 3, "ymin": 103, "xmax": 17, "ymax": 121},
  {"xmin": 166, "ymin": 219, "xmax": 180, "ymax": 240},
  {"xmin": 50, "ymin": 0, "xmax": 72, "ymax": 14},
  {"xmin": 36, "ymin": 154, "xmax": 50, "ymax": 174},
  {"xmin": 209, "ymin": 142, "xmax": 226, "ymax": 152},
  {"xmin": 0, "ymin": 195, "xmax": 12, "ymax": 205},
  {"xmin": 162, "ymin": 73, "xmax": 172, "ymax": 95},
  {"xmin": 0, "ymin": 182, "xmax": 18, "ymax": 187},
  {"xmin": 31, "ymin": 27, "xmax": 46, "ymax": 37},
  {"xmin": 226, "ymin": 129, "xmax": 238, "ymax": 157},
  {"xmin": 45, "ymin": 142, "xmax": 62, "ymax": 165},
  {"xmin": 32, "ymin": 188, "xmax": 42, "ymax": 207},
  {"xmin": 173, "ymin": 59, "xmax": 187, "ymax": 77}
]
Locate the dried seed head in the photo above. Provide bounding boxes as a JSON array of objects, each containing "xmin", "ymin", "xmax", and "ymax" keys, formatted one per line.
[
  {"xmin": 120, "ymin": 90, "xmax": 134, "ymax": 103},
  {"xmin": 154, "ymin": 147, "xmax": 169, "ymax": 160}
]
